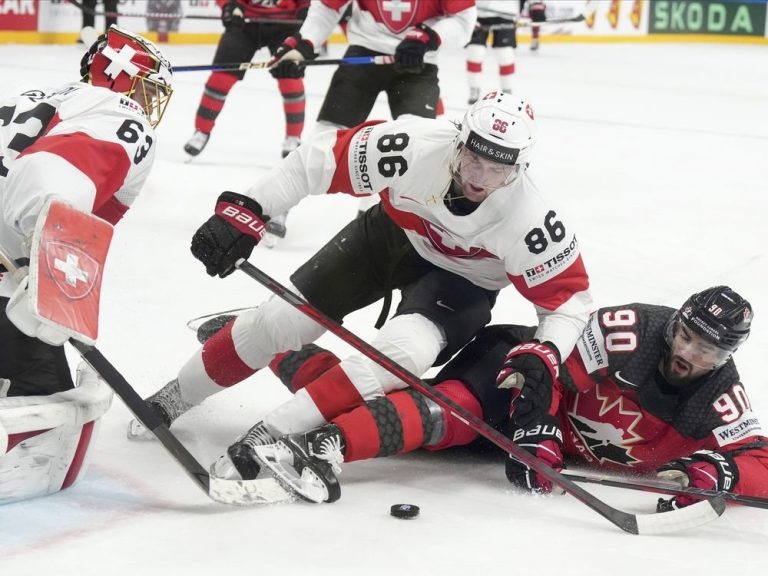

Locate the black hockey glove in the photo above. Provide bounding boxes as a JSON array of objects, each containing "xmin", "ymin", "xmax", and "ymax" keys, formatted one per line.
[
  {"xmin": 221, "ymin": 1, "xmax": 245, "ymax": 28},
  {"xmin": 190, "ymin": 191, "xmax": 266, "ymax": 278},
  {"xmin": 496, "ymin": 341, "xmax": 560, "ymax": 429},
  {"xmin": 394, "ymin": 24, "xmax": 440, "ymax": 74},
  {"xmin": 269, "ymin": 35, "xmax": 316, "ymax": 79},
  {"xmin": 505, "ymin": 415, "xmax": 564, "ymax": 494},
  {"xmin": 656, "ymin": 450, "xmax": 739, "ymax": 512}
]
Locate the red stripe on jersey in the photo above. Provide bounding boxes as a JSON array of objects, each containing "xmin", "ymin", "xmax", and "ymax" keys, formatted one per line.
[
  {"xmin": 388, "ymin": 391, "xmax": 425, "ymax": 452},
  {"xmin": 507, "ymin": 254, "xmax": 590, "ymax": 311},
  {"xmin": 19, "ymin": 132, "xmax": 131, "ymax": 220},
  {"xmin": 333, "ymin": 405, "xmax": 381, "ymax": 462},
  {"xmin": 94, "ymin": 196, "xmax": 129, "ymax": 225},
  {"xmin": 328, "ymin": 120, "xmax": 384, "ymax": 195},
  {"xmin": 61, "ymin": 420, "xmax": 95, "ymax": 489},
  {"xmin": 355, "ymin": 0, "xmax": 475, "ymax": 32},
  {"xmin": 304, "ymin": 364, "xmax": 365, "ymax": 421},
  {"xmin": 201, "ymin": 321, "xmax": 258, "ymax": 386},
  {"xmin": 380, "ymin": 193, "xmax": 498, "ymax": 259}
]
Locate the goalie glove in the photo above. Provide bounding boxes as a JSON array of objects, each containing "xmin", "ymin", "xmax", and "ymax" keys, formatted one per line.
[{"xmin": 656, "ymin": 450, "xmax": 739, "ymax": 512}]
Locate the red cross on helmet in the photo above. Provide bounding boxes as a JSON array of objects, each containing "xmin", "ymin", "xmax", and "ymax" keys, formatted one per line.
[{"xmin": 80, "ymin": 25, "xmax": 173, "ymax": 127}]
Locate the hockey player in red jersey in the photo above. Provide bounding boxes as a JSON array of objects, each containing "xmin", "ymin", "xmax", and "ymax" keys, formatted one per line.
[
  {"xmin": 269, "ymin": 0, "xmax": 477, "ymax": 227},
  {"xmin": 0, "ymin": 26, "xmax": 173, "ymax": 503},
  {"xmin": 254, "ymin": 286, "xmax": 767, "ymax": 506},
  {"xmin": 183, "ymin": 1, "xmax": 310, "ymax": 160},
  {"xmin": 129, "ymin": 91, "xmax": 593, "ymax": 495}
]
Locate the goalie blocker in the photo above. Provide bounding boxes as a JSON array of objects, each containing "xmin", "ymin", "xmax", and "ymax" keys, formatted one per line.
[{"xmin": 5, "ymin": 199, "xmax": 114, "ymax": 346}]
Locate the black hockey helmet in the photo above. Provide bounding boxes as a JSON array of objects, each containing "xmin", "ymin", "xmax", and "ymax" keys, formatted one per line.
[
  {"xmin": 679, "ymin": 286, "xmax": 752, "ymax": 352},
  {"xmin": 664, "ymin": 286, "xmax": 753, "ymax": 371}
]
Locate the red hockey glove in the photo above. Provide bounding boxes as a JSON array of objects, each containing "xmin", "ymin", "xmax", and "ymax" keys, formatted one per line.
[
  {"xmin": 505, "ymin": 415, "xmax": 564, "ymax": 494},
  {"xmin": 496, "ymin": 341, "xmax": 560, "ymax": 429},
  {"xmin": 269, "ymin": 35, "xmax": 316, "ymax": 79},
  {"xmin": 656, "ymin": 450, "xmax": 739, "ymax": 512},
  {"xmin": 221, "ymin": 1, "xmax": 245, "ymax": 28},
  {"xmin": 191, "ymin": 191, "xmax": 266, "ymax": 278},
  {"xmin": 394, "ymin": 24, "xmax": 440, "ymax": 73}
]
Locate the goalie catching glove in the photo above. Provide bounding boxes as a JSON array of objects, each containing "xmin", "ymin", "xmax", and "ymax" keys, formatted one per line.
[
  {"xmin": 190, "ymin": 191, "xmax": 267, "ymax": 278},
  {"xmin": 656, "ymin": 450, "xmax": 739, "ymax": 512}
]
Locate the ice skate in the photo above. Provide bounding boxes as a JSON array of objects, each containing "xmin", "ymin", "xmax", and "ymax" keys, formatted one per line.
[
  {"xmin": 210, "ymin": 421, "xmax": 276, "ymax": 481},
  {"xmin": 254, "ymin": 424, "xmax": 344, "ymax": 503},
  {"xmin": 184, "ymin": 130, "xmax": 210, "ymax": 159},
  {"xmin": 126, "ymin": 379, "xmax": 192, "ymax": 440}
]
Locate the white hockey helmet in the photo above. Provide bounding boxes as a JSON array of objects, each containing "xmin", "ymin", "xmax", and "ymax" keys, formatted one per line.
[
  {"xmin": 450, "ymin": 90, "xmax": 536, "ymax": 192},
  {"xmin": 80, "ymin": 25, "xmax": 173, "ymax": 127}
]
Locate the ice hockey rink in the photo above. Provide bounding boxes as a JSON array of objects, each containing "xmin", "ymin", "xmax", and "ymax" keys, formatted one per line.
[{"xmin": 1, "ymin": 36, "xmax": 767, "ymax": 575}]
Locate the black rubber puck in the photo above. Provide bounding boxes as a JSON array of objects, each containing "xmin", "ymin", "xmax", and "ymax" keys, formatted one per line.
[{"xmin": 390, "ymin": 504, "xmax": 420, "ymax": 519}]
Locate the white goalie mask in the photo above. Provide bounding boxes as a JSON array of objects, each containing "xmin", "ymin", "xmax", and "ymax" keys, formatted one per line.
[{"xmin": 449, "ymin": 91, "xmax": 536, "ymax": 199}]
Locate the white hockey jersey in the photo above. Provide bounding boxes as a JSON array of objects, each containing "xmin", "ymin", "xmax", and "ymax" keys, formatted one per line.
[
  {"xmin": 300, "ymin": 0, "xmax": 477, "ymax": 62},
  {"xmin": 245, "ymin": 116, "xmax": 593, "ymax": 358},
  {"xmin": 0, "ymin": 82, "xmax": 156, "ymax": 297}
]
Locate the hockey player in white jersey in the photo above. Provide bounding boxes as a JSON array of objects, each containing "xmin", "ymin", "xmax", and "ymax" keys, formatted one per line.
[
  {"xmin": 0, "ymin": 26, "xmax": 172, "ymax": 503},
  {"xmin": 131, "ymin": 91, "xmax": 593, "ymax": 499}
]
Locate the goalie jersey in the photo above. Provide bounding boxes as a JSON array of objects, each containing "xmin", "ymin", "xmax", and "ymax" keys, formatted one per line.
[{"xmin": 0, "ymin": 82, "xmax": 156, "ymax": 297}]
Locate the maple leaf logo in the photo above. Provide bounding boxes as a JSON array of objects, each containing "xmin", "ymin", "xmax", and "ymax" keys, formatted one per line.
[{"xmin": 567, "ymin": 384, "xmax": 644, "ymax": 466}]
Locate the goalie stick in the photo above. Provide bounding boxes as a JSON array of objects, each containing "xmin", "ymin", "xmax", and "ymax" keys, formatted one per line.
[
  {"xmin": 233, "ymin": 259, "xmax": 725, "ymax": 535},
  {"xmin": 67, "ymin": 0, "xmax": 301, "ymax": 24},
  {"xmin": 175, "ymin": 56, "xmax": 395, "ymax": 73},
  {"xmin": 564, "ymin": 469, "xmax": 768, "ymax": 510},
  {"xmin": 0, "ymin": 247, "xmax": 290, "ymax": 507}
]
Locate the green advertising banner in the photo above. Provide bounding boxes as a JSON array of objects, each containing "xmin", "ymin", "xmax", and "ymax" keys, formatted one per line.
[{"xmin": 650, "ymin": 1, "xmax": 767, "ymax": 36}]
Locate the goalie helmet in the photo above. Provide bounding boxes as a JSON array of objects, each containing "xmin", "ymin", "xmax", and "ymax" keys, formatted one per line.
[
  {"xmin": 80, "ymin": 25, "xmax": 173, "ymax": 128},
  {"xmin": 449, "ymin": 90, "xmax": 536, "ymax": 194},
  {"xmin": 665, "ymin": 286, "xmax": 753, "ymax": 369}
]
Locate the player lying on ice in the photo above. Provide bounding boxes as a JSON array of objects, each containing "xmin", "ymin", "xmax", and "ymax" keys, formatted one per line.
[
  {"xmin": 215, "ymin": 285, "xmax": 768, "ymax": 508},
  {"xmin": 0, "ymin": 26, "xmax": 173, "ymax": 503},
  {"xmin": 128, "ymin": 91, "xmax": 594, "ymax": 487}
]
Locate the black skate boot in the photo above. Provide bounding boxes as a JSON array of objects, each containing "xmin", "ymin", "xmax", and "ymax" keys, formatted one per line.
[
  {"xmin": 210, "ymin": 421, "xmax": 276, "ymax": 480},
  {"xmin": 255, "ymin": 424, "xmax": 345, "ymax": 503}
]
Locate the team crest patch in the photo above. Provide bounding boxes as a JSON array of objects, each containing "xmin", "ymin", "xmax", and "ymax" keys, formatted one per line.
[
  {"xmin": 44, "ymin": 241, "xmax": 101, "ymax": 300},
  {"xmin": 376, "ymin": 0, "xmax": 417, "ymax": 34}
]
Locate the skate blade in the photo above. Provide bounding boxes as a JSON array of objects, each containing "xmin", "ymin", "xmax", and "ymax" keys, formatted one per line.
[
  {"xmin": 209, "ymin": 475, "xmax": 295, "ymax": 506},
  {"xmin": 254, "ymin": 443, "xmax": 328, "ymax": 503}
]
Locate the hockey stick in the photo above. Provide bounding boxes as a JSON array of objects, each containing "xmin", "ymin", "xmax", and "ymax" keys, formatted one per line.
[
  {"xmin": 564, "ymin": 469, "xmax": 768, "ymax": 510},
  {"xmin": 174, "ymin": 56, "xmax": 394, "ymax": 73},
  {"xmin": 66, "ymin": 0, "xmax": 301, "ymax": 23},
  {"xmin": 0, "ymin": 246, "xmax": 290, "ymax": 506},
  {"xmin": 480, "ymin": 0, "xmax": 597, "ymax": 27},
  {"xmin": 234, "ymin": 259, "xmax": 725, "ymax": 534}
]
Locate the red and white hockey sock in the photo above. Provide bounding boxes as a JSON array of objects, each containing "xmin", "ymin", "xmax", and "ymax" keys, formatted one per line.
[
  {"xmin": 195, "ymin": 71, "xmax": 238, "ymax": 134},
  {"xmin": 277, "ymin": 78, "xmax": 305, "ymax": 139},
  {"xmin": 269, "ymin": 344, "xmax": 341, "ymax": 393}
]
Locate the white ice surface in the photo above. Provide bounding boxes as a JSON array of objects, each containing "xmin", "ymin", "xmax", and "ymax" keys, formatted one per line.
[{"xmin": 1, "ymin": 40, "xmax": 767, "ymax": 575}]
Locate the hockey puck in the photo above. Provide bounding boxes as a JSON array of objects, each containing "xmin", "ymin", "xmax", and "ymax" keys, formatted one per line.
[{"xmin": 390, "ymin": 503, "xmax": 420, "ymax": 519}]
